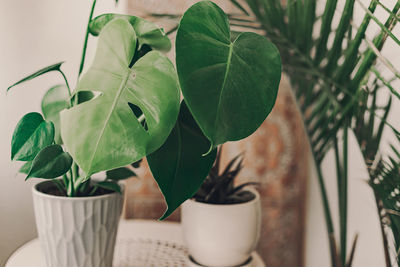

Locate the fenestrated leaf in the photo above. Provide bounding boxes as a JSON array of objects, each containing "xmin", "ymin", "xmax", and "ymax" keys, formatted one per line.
[
  {"xmin": 19, "ymin": 161, "xmax": 33, "ymax": 174},
  {"xmin": 95, "ymin": 181, "xmax": 121, "ymax": 194},
  {"xmin": 27, "ymin": 145, "xmax": 72, "ymax": 179},
  {"xmin": 41, "ymin": 85, "xmax": 70, "ymax": 144},
  {"xmin": 61, "ymin": 19, "xmax": 180, "ymax": 176},
  {"xmin": 11, "ymin": 112, "xmax": 55, "ymax": 161},
  {"xmin": 131, "ymin": 159, "xmax": 142, "ymax": 168},
  {"xmin": 7, "ymin": 62, "xmax": 64, "ymax": 92},
  {"xmin": 89, "ymin": 14, "xmax": 171, "ymax": 52},
  {"xmin": 106, "ymin": 167, "xmax": 136, "ymax": 180},
  {"xmin": 176, "ymin": 1, "xmax": 281, "ymax": 148},
  {"xmin": 147, "ymin": 101, "xmax": 217, "ymax": 220}
]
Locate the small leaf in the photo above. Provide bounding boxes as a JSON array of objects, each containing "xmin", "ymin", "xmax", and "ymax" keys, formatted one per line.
[
  {"xmin": 19, "ymin": 161, "xmax": 33, "ymax": 174},
  {"xmin": 41, "ymin": 85, "xmax": 70, "ymax": 144},
  {"xmin": 148, "ymin": 101, "xmax": 217, "ymax": 220},
  {"xmin": 11, "ymin": 112, "xmax": 55, "ymax": 161},
  {"xmin": 27, "ymin": 145, "xmax": 73, "ymax": 179},
  {"xmin": 106, "ymin": 167, "xmax": 136, "ymax": 180},
  {"xmin": 89, "ymin": 14, "xmax": 171, "ymax": 52},
  {"xmin": 7, "ymin": 62, "xmax": 64, "ymax": 92},
  {"xmin": 95, "ymin": 181, "xmax": 121, "ymax": 194}
]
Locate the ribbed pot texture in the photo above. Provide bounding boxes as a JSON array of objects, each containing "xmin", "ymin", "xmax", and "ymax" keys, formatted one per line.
[{"xmin": 32, "ymin": 181, "xmax": 124, "ymax": 267}]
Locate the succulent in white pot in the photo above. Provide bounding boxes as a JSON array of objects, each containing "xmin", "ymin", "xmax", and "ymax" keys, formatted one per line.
[{"xmin": 181, "ymin": 150, "xmax": 261, "ymax": 267}]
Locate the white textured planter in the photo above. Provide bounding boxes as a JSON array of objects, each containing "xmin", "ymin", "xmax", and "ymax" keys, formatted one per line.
[
  {"xmin": 181, "ymin": 189, "xmax": 261, "ymax": 267},
  {"xmin": 32, "ymin": 180, "xmax": 124, "ymax": 267}
]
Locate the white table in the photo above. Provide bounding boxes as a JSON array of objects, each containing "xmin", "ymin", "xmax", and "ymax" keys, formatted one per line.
[{"xmin": 6, "ymin": 219, "xmax": 265, "ymax": 267}]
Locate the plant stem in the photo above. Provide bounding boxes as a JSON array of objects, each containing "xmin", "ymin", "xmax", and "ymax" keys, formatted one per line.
[
  {"xmin": 59, "ymin": 69, "xmax": 72, "ymax": 98},
  {"xmin": 78, "ymin": 0, "xmax": 97, "ymax": 77},
  {"xmin": 340, "ymin": 121, "xmax": 349, "ymax": 266}
]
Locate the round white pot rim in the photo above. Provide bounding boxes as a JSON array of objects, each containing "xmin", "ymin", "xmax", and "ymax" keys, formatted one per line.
[
  {"xmin": 32, "ymin": 180, "xmax": 123, "ymax": 201},
  {"xmin": 186, "ymin": 187, "xmax": 260, "ymax": 208}
]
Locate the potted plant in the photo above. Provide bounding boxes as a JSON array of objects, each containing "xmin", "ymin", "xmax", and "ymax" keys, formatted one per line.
[
  {"xmin": 7, "ymin": 1, "xmax": 281, "ymax": 267},
  {"xmin": 181, "ymin": 149, "xmax": 261, "ymax": 267},
  {"xmin": 8, "ymin": 5, "xmax": 179, "ymax": 267}
]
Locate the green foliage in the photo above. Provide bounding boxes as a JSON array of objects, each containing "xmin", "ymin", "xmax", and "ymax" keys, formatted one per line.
[
  {"xmin": 89, "ymin": 14, "xmax": 171, "ymax": 52},
  {"xmin": 11, "ymin": 112, "xmax": 55, "ymax": 161},
  {"xmin": 60, "ymin": 19, "xmax": 180, "ymax": 176},
  {"xmin": 194, "ymin": 148, "xmax": 257, "ymax": 204},
  {"xmin": 147, "ymin": 101, "xmax": 217, "ymax": 219},
  {"xmin": 41, "ymin": 84, "xmax": 70, "ymax": 144},
  {"xmin": 219, "ymin": 0, "xmax": 399, "ymax": 266},
  {"xmin": 176, "ymin": 1, "xmax": 281, "ymax": 149},
  {"xmin": 27, "ymin": 145, "xmax": 73, "ymax": 180},
  {"xmin": 7, "ymin": 1, "xmax": 280, "ymax": 220}
]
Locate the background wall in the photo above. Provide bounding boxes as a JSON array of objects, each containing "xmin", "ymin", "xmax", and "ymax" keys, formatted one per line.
[{"xmin": 0, "ymin": 1, "xmax": 125, "ymax": 265}]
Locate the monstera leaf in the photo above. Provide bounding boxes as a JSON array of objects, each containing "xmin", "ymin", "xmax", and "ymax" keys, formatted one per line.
[
  {"xmin": 89, "ymin": 14, "xmax": 171, "ymax": 52},
  {"xmin": 176, "ymin": 1, "xmax": 281, "ymax": 148},
  {"xmin": 61, "ymin": 18, "xmax": 180, "ymax": 176},
  {"xmin": 148, "ymin": 102, "xmax": 217, "ymax": 219}
]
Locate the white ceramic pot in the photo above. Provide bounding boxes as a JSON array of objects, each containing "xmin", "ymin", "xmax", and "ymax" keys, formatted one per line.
[
  {"xmin": 181, "ymin": 189, "xmax": 261, "ymax": 267},
  {"xmin": 32, "ymin": 180, "xmax": 124, "ymax": 267}
]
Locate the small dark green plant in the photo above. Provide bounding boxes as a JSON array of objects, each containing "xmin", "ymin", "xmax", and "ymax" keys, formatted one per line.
[{"xmin": 194, "ymin": 148, "xmax": 258, "ymax": 204}]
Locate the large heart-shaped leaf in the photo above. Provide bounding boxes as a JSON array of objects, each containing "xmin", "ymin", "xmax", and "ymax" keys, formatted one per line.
[
  {"xmin": 176, "ymin": 1, "xmax": 281, "ymax": 148},
  {"xmin": 41, "ymin": 84, "xmax": 70, "ymax": 144},
  {"xmin": 61, "ymin": 18, "xmax": 180, "ymax": 176},
  {"xmin": 11, "ymin": 112, "xmax": 55, "ymax": 161},
  {"xmin": 89, "ymin": 14, "xmax": 171, "ymax": 52},
  {"xmin": 147, "ymin": 102, "xmax": 217, "ymax": 220},
  {"xmin": 27, "ymin": 145, "xmax": 73, "ymax": 179}
]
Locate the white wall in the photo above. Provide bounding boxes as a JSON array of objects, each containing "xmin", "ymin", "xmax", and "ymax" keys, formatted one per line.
[{"xmin": 0, "ymin": 1, "xmax": 125, "ymax": 265}]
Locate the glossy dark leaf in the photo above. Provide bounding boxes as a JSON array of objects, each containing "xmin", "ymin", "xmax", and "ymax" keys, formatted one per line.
[
  {"xmin": 11, "ymin": 112, "xmax": 55, "ymax": 161},
  {"xmin": 106, "ymin": 167, "xmax": 136, "ymax": 180},
  {"xmin": 27, "ymin": 145, "xmax": 72, "ymax": 179},
  {"xmin": 41, "ymin": 85, "xmax": 70, "ymax": 144},
  {"xmin": 89, "ymin": 14, "xmax": 171, "ymax": 52},
  {"xmin": 147, "ymin": 102, "xmax": 217, "ymax": 220},
  {"xmin": 95, "ymin": 181, "xmax": 121, "ymax": 194},
  {"xmin": 176, "ymin": 1, "xmax": 281, "ymax": 148},
  {"xmin": 7, "ymin": 62, "xmax": 64, "ymax": 92}
]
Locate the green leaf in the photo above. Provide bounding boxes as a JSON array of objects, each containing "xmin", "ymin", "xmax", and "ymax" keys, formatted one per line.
[
  {"xmin": 95, "ymin": 181, "xmax": 121, "ymax": 194},
  {"xmin": 176, "ymin": 1, "xmax": 281, "ymax": 148},
  {"xmin": 147, "ymin": 101, "xmax": 217, "ymax": 220},
  {"xmin": 11, "ymin": 112, "xmax": 55, "ymax": 161},
  {"xmin": 89, "ymin": 14, "xmax": 171, "ymax": 52},
  {"xmin": 61, "ymin": 19, "xmax": 180, "ymax": 176},
  {"xmin": 27, "ymin": 145, "xmax": 73, "ymax": 179},
  {"xmin": 19, "ymin": 161, "xmax": 33, "ymax": 174},
  {"xmin": 106, "ymin": 167, "xmax": 136, "ymax": 180},
  {"xmin": 41, "ymin": 85, "xmax": 70, "ymax": 144},
  {"xmin": 7, "ymin": 62, "xmax": 64, "ymax": 92}
]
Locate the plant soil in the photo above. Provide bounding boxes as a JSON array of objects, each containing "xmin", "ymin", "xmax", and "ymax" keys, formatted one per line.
[{"xmin": 37, "ymin": 180, "xmax": 114, "ymax": 197}]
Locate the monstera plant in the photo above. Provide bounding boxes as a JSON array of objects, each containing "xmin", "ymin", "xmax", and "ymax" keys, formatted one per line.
[{"xmin": 8, "ymin": 0, "xmax": 280, "ymax": 218}]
